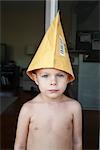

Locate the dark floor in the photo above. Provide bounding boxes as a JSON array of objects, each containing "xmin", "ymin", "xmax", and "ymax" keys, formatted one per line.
[{"xmin": 0, "ymin": 90, "xmax": 99, "ymax": 150}]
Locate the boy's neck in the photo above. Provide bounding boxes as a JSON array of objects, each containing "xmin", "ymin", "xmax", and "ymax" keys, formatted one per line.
[{"xmin": 38, "ymin": 93, "xmax": 66, "ymax": 103}]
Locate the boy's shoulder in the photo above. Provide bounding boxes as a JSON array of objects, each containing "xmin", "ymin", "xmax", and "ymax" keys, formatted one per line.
[
  {"xmin": 65, "ymin": 96, "xmax": 82, "ymax": 110},
  {"xmin": 18, "ymin": 96, "xmax": 41, "ymax": 118},
  {"xmin": 20, "ymin": 95, "xmax": 39, "ymax": 111}
]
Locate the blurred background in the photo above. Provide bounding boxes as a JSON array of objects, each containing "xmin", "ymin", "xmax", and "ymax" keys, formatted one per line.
[{"xmin": 0, "ymin": 0, "xmax": 100, "ymax": 149}]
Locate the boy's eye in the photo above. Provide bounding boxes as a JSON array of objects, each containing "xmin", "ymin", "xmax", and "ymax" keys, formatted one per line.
[
  {"xmin": 57, "ymin": 74, "xmax": 64, "ymax": 77},
  {"xmin": 41, "ymin": 74, "xmax": 48, "ymax": 78}
]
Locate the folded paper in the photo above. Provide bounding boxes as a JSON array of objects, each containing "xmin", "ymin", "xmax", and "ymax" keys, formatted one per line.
[{"xmin": 26, "ymin": 11, "xmax": 75, "ymax": 82}]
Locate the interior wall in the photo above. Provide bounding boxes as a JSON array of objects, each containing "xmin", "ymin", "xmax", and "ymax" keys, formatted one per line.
[
  {"xmin": 1, "ymin": 1, "xmax": 74, "ymax": 69},
  {"xmin": 1, "ymin": 1, "xmax": 45, "ymax": 68},
  {"xmin": 76, "ymin": 1, "xmax": 100, "ymax": 110},
  {"xmin": 58, "ymin": 1, "xmax": 73, "ymax": 42},
  {"xmin": 77, "ymin": 1, "xmax": 100, "ymax": 31}
]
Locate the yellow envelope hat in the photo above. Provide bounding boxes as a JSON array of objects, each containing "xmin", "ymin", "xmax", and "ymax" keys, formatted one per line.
[{"xmin": 26, "ymin": 12, "xmax": 75, "ymax": 82}]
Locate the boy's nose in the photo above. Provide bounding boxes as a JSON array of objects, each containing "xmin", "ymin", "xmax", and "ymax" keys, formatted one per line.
[
  {"xmin": 51, "ymin": 82, "xmax": 56, "ymax": 86},
  {"xmin": 50, "ymin": 76, "xmax": 57, "ymax": 85}
]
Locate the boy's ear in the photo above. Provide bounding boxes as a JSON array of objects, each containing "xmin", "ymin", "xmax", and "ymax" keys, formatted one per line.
[{"xmin": 31, "ymin": 73, "xmax": 39, "ymax": 85}]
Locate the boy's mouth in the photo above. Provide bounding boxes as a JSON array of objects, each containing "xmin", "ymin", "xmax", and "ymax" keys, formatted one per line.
[{"xmin": 48, "ymin": 90, "xmax": 59, "ymax": 93}]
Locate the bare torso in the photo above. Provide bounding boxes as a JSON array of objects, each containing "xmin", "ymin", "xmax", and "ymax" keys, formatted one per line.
[{"xmin": 27, "ymin": 97, "xmax": 73, "ymax": 150}]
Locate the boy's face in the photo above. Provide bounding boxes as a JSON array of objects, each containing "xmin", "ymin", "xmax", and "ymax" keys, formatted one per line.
[{"xmin": 33, "ymin": 68, "xmax": 69, "ymax": 99}]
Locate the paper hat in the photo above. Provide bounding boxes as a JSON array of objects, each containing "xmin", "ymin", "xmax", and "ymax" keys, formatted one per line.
[{"xmin": 26, "ymin": 11, "xmax": 75, "ymax": 82}]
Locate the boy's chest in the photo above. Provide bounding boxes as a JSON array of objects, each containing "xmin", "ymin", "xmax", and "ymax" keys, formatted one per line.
[{"xmin": 30, "ymin": 103, "xmax": 72, "ymax": 132}]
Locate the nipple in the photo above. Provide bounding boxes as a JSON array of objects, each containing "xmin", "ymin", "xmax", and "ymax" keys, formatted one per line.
[{"xmin": 34, "ymin": 127, "xmax": 39, "ymax": 130}]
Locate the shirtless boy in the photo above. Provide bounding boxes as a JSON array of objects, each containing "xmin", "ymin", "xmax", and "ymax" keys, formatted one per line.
[{"xmin": 14, "ymin": 12, "xmax": 82, "ymax": 150}]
